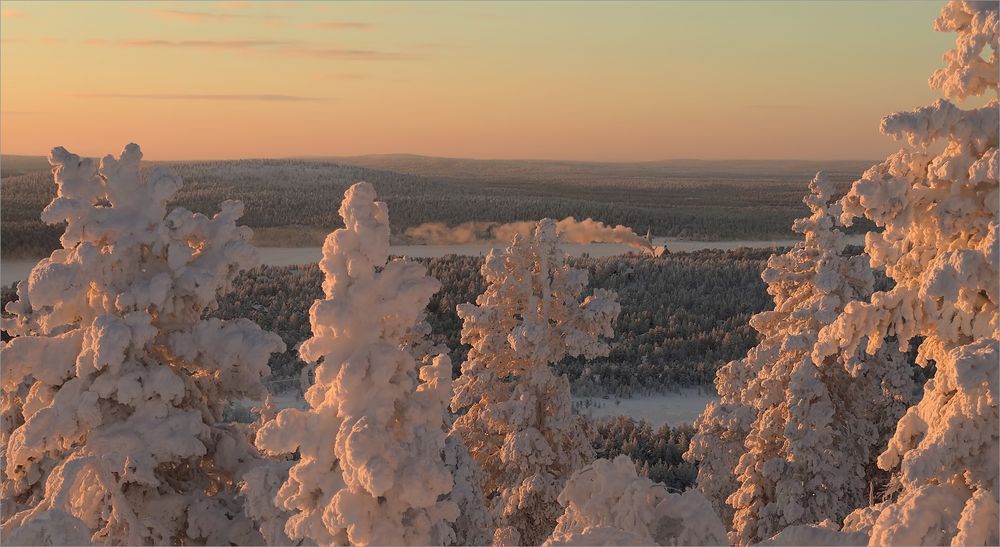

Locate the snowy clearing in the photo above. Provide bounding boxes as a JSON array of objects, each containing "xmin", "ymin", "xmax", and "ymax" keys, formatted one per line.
[{"xmin": 574, "ymin": 389, "xmax": 719, "ymax": 427}]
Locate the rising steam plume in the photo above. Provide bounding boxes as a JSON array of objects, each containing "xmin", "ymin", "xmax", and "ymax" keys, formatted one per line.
[{"xmin": 404, "ymin": 217, "xmax": 665, "ymax": 255}]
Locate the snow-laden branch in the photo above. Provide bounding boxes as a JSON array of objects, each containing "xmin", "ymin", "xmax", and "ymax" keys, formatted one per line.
[
  {"xmin": 1, "ymin": 144, "xmax": 285, "ymax": 545},
  {"xmin": 255, "ymin": 182, "xmax": 458, "ymax": 546},
  {"xmin": 450, "ymin": 219, "xmax": 621, "ymax": 545},
  {"xmin": 809, "ymin": 1, "xmax": 999, "ymax": 544}
]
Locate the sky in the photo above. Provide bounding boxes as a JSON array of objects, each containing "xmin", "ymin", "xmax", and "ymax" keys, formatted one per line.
[{"xmin": 0, "ymin": 1, "xmax": 965, "ymax": 161}]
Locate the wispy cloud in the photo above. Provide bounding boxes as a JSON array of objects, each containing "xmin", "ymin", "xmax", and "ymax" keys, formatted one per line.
[
  {"xmin": 152, "ymin": 9, "xmax": 235, "ymax": 22},
  {"xmin": 303, "ymin": 20, "xmax": 372, "ymax": 30},
  {"xmin": 77, "ymin": 93, "xmax": 325, "ymax": 102},
  {"xmin": 84, "ymin": 38, "xmax": 291, "ymax": 49},
  {"xmin": 150, "ymin": 8, "xmax": 281, "ymax": 25},
  {"xmin": 283, "ymin": 46, "xmax": 418, "ymax": 61},
  {"xmin": 79, "ymin": 38, "xmax": 422, "ymax": 62},
  {"xmin": 1, "ymin": 8, "xmax": 28, "ymax": 18}
]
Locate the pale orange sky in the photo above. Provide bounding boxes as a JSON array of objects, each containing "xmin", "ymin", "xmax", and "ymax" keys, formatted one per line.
[{"xmin": 0, "ymin": 1, "xmax": 961, "ymax": 161}]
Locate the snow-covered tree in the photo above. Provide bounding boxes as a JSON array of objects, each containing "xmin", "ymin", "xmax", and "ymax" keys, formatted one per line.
[
  {"xmin": 450, "ymin": 219, "xmax": 621, "ymax": 546},
  {"xmin": 813, "ymin": 1, "xmax": 999, "ymax": 544},
  {"xmin": 442, "ymin": 432, "xmax": 496, "ymax": 546},
  {"xmin": 254, "ymin": 181, "xmax": 458, "ymax": 546},
  {"xmin": 686, "ymin": 173, "xmax": 916, "ymax": 545},
  {"xmin": 0, "ymin": 144, "xmax": 286, "ymax": 544},
  {"xmin": 684, "ymin": 399, "xmax": 754, "ymax": 530},
  {"xmin": 239, "ymin": 396, "xmax": 297, "ymax": 547},
  {"xmin": 544, "ymin": 455, "xmax": 728, "ymax": 546}
]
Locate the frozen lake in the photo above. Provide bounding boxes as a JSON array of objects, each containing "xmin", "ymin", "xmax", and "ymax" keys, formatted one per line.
[{"xmin": 3, "ymin": 236, "xmax": 864, "ymax": 286}]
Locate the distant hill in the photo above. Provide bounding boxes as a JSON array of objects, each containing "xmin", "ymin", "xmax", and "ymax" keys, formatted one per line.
[
  {"xmin": 312, "ymin": 154, "xmax": 876, "ymax": 186},
  {"xmin": 0, "ymin": 155, "xmax": 52, "ymax": 178},
  {"xmin": 2, "ymin": 156, "xmax": 876, "ymax": 259}
]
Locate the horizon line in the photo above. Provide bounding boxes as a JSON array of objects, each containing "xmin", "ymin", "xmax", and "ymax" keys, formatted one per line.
[{"xmin": 0, "ymin": 151, "xmax": 880, "ymax": 165}]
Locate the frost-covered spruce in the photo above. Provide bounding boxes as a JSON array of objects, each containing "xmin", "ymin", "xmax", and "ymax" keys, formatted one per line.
[
  {"xmin": 686, "ymin": 173, "xmax": 916, "ymax": 545},
  {"xmin": 544, "ymin": 455, "xmax": 728, "ymax": 546},
  {"xmin": 683, "ymin": 399, "xmax": 754, "ymax": 530},
  {"xmin": 450, "ymin": 219, "xmax": 621, "ymax": 546},
  {"xmin": 254, "ymin": 182, "xmax": 458, "ymax": 546},
  {"xmin": 0, "ymin": 144, "xmax": 286, "ymax": 545},
  {"xmin": 442, "ymin": 432, "xmax": 496, "ymax": 546},
  {"xmin": 814, "ymin": 1, "xmax": 999, "ymax": 544}
]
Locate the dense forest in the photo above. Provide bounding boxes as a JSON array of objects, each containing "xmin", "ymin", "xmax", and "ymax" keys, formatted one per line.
[
  {"xmin": 0, "ymin": 158, "xmax": 873, "ymax": 258},
  {"xmin": 3, "ymin": 246, "xmax": 891, "ymax": 395},
  {"xmin": 203, "ymin": 249, "xmax": 772, "ymax": 395}
]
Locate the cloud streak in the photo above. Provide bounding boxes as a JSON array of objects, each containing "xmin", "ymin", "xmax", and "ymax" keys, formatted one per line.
[
  {"xmin": 282, "ymin": 46, "xmax": 419, "ymax": 61},
  {"xmin": 303, "ymin": 20, "xmax": 372, "ymax": 30},
  {"xmin": 150, "ymin": 8, "xmax": 281, "ymax": 25},
  {"xmin": 152, "ymin": 9, "xmax": 236, "ymax": 22},
  {"xmin": 77, "ymin": 93, "xmax": 325, "ymax": 102},
  {"xmin": 80, "ymin": 38, "xmax": 417, "ymax": 61},
  {"xmin": 84, "ymin": 38, "xmax": 291, "ymax": 49}
]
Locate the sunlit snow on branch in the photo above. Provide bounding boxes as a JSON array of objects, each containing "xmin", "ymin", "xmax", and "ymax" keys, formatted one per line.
[
  {"xmin": 1, "ymin": 144, "xmax": 285, "ymax": 545},
  {"xmin": 450, "ymin": 218, "xmax": 621, "ymax": 545},
  {"xmin": 254, "ymin": 182, "xmax": 458, "ymax": 546}
]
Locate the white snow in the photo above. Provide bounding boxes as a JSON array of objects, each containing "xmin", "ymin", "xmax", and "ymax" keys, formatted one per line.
[
  {"xmin": 813, "ymin": 1, "xmax": 999, "ymax": 544},
  {"xmin": 253, "ymin": 182, "xmax": 458, "ymax": 546},
  {"xmin": 545, "ymin": 455, "xmax": 728, "ymax": 546},
  {"xmin": 574, "ymin": 389, "xmax": 719, "ymax": 427},
  {"xmin": 450, "ymin": 218, "xmax": 620, "ymax": 546},
  {"xmin": 1, "ymin": 144, "xmax": 285, "ymax": 545}
]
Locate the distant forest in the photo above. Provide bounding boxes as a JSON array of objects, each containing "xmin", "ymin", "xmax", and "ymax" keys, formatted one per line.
[
  {"xmin": 1, "ymin": 157, "xmax": 874, "ymax": 258},
  {"xmin": 208, "ymin": 249, "xmax": 779, "ymax": 395},
  {"xmin": 213, "ymin": 246, "xmax": 894, "ymax": 395},
  {"xmin": 3, "ymin": 247, "xmax": 888, "ymax": 395}
]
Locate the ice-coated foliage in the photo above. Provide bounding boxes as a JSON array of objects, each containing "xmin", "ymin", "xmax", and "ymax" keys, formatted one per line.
[
  {"xmin": 3, "ymin": 509, "xmax": 93, "ymax": 546},
  {"xmin": 684, "ymin": 400, "xmax": 753, "ymax": 529},
  {"xmin": 686, "ymin": 173, "xmax": 916, "ymax": 545},
  {"xmin": 812, "ymin": 1, "xmax": 999, "ymax": 544},
  {"xmin": 254, "ymin": 182, "xmax": 458, "ymax": 546},
  {"xmin": 754, "ymin": 522, "xmax": 867, "ymax": 547},
  {"xmin": 450, "ymin": 219, "xmax": 621, "ymax": 546},
  {"xmin": 239, "ymin": 396, "xmax": 297, "ymax": 547},
  {"xmin": 544, "ymin": 455, "xmax": 727, "ymax": 546},
  {"xmin": 442, "ymin": 432, "xmax": 496, "ymax": 546},
  {"xmin": 0, "ymin": 144, "xmax": 285, "ymax": 545}
]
